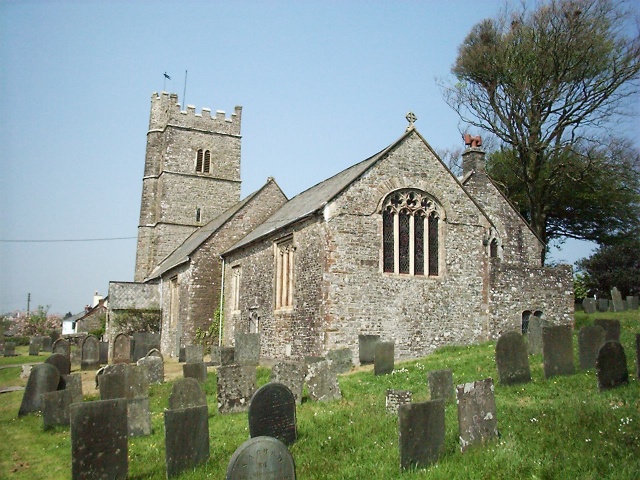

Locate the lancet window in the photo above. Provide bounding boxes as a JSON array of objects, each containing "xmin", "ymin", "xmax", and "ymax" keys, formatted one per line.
[
  {"xmin": 274, "ymin": 237, "xmax": 295, "ymax": 310},
  {"xmin": 196, "ymin": 149, "xmax": 211, "ymax": 173}
]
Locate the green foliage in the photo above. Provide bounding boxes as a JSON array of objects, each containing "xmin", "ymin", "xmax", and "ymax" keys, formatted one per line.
[
  {"xmin": 112, "ymin": 309, "xmax": 161, "ymax": 335},
  {"xmin": 88, "ymin": 313, "xmax": 107, "ymax": 339},
  {"xmin": 573, "ymin": 272, "xmax": 589, "ymax": 301},
  {"xmin": 194, "ymin": 308, "xmax": 222, "ymax": 353},
  {"xmin": 12, "ymin": 306, "xmax": 61, "ymax": 337}
]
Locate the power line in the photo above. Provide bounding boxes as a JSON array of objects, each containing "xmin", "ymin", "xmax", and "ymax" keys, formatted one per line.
[{"xmin": 0, "ymin": 237, "xmax": 137, "ymax": 243}]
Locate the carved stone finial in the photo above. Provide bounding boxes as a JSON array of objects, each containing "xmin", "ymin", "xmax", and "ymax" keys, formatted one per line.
[
  {"xmin": 463, "ymin": 133, "xmax": 483, "ymax": 148},
  {"xmin": 405, "ymin": 112, "xmax": 417, "ymax": 129}
]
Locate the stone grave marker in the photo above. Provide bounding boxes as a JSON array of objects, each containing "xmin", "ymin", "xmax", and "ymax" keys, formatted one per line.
[
  {"xmin": 128, "ymin": 396, "xmax": 152, "ymax": 437},
  {"xmin": 185, "ymin": 344, "xmax": 204, "ymax": 364},
  {"xmin": 596, "ymin": 341, "xmax": 629, "ymax": 391},
  {"xmin": 598, "ymin": 299, "xmax": 610, "ymax": 312},
  {"xmin": 627, "ymin": 296, "xmax": 639, "ymax": 310},
  {"xmin": 248, "ymin": 383, "xmax": 297, "ymax": 446},
  {"xmin": 271, "ymin": 361, "xmax": 307, "ymax": 404},
  {"xmin": 428, "ymin": 369, "xmax": 454, "ymax": 403},
  {"xmin": 221, "ymin": 347, "xmax": 235, "ymax": 366},
  {"xmin": 178, "ymin": 347, "xmax": 186, "ymax": 363},
  {"xmin": 235, "ymin": 333, "xmax": 260, "ymax": 365},
  {"xmin": 99, "ymin": 371, "xmax": 127, "ymax": 400},
  {"xmin": 138, "ymin": 354, "xmax": 164, "ymax": 384},
  {"xmin": 636, "ymin": 334, "xmax": 640, "ymax": 380},
  {"xmin": 374, "ymin": 341, "xmax": 395, "ymax": 375},
  {"xmin": 306, "ymin": 359, "xmax": 341, "ymax": 402},
  {"xmin": 582, "ymin": 297, "xmax": 596, "ymax": 314},
  {"xmin": 18, "ymin": 363, "xmax": 60, "ymax": 416},
  {"xmin": 386, "ymin": 389, "xmax": 412, "ymax": 414},
  {"xmin": 20, "ymin": 364, "xmax": 32, "ymax": 379},
  {"xmin": 52, "ymin": 338, "xmax": 70, "ymax": 359},
  {"xmin": 593, "ymin": 319, "xmax": 621, "ymax": 343},
  {"xmin": 456, "ymin": 378, "xmax": 499, "ymax": 452},
  {"xmin": 164, "ymin": 405, "xmax": 210, "ymax": 478},
  {"xmin": 526, "ymin": 316, "xmax": 549, "ymax": 355},
  {"xmin": 398, "ymin": 400, "xmax": 445, "ymax": 470},
  {"xmin": 99, "ymin": 341, "xmax": 109, "ymax": 364},
  {"xmin": 327, "ymin": 347, "xmax": 353, "ymax": 374},
  {"xmin": 81, "ymin": 335, "xmax": 100, "ymax": 370},
  {"xmin": 611, "ymin": 287, "xmax": 625, "ymax": 312},
  {"xmin": 43, "ymin": 389, "xmax": 73, "ymax": 429},
  {"xmin": 542, "ymin": 324, "xmax": 575, "ymax": 378},
  {"xmin": 125, "ymin": 364, "xmax": 150, "ymax": 399},
  {"xmin": 217, "ymin": 365, "xmax": 257, "ymax": 413},
  {"xmin": 45, "ymin": 352, "xmax": 71, "ymax": 376},
  {"xmin": 98, "ymin": 365, "xmax": 150, "ymax": 437},
  {"xmin": 113, "ymin": 333, "xmax": 131, "ymax": 364},
  {"xmin": 209, "ymin": 345, "xmax": 221, "ymax": 366},
  {"xmin": 71, "ymin": 399, "xmax": 128, "ymax": 480},
  {"xmin": 132, "ymin": 332, "xmax": 161, "ymax": 362},
  {"xmin": 62, "ymin": 373, "xmax": 84, "ymax": 404},
  {"xmin": 183, "ymin": 362, "xmax": 208, "ymax": 383},
  {"xmin": 169, "ymin": 377, "xmax": 207, "ymax": 409},
  {"xmin": 359, "ymin": 334, "xmax": 380, "ymax": 365},
  {"xmin": 4, "ymin": 341, "xmax": 16, "ymax": 357},
  {"xmin": 29, "ymin": 336, "xmax": 42, "ymax": 356},
  {"xmin": 42, "ymin": 336, "xmax": 53, "ymax": 352},
  {"xmin": 495, "ymin": 331, "xmax": 531, "ymax": 385},
  {"xmin": 226, "ymin": 436, "xmax": 296, "ymax": 480},
  {"xmin": 578, "ymin": 325, "xmax": 606, "ymax": 370}
]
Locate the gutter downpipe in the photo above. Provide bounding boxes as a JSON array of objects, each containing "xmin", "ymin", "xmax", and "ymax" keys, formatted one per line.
[{"xmin": 218, "ymin": 256, "xmax": 225, "ymax": 347}]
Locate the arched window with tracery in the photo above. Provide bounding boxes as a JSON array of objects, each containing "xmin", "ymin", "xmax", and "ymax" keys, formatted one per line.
[{"xmin": 382, "ymin": 189, "xmax": 443, "ymax": 276}]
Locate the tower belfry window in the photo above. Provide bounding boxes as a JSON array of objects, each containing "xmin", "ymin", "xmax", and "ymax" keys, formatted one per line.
[
  {"xmin": 203, "ymin": 150, "xmax": 211, "ymax": 173},
  {"xmin": 196, "ymin": 149, "xmax": 204, "ymax": 172}
]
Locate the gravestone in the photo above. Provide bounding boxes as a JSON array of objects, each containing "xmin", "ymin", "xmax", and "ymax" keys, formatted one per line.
[
  {"xmin": 99, "ymin": 342, "xmax": 109, "ymax": 364},
  {"xmin": 359, "ymin": 334, "xmax": 380, "ymax": 365},
  {"xmin": 578, "ymin": 325, "xmax": 606, "ymax": 370},
  {"xmin": 137, "ymin": 354, "xmax": 164, "ymax": 384},
  {"xmin": 99, "ymin": 371, "xmax": 127, "ymax": 400},
  {"xmin": 99, "ymin": 365, "xmax": 149, "ymax": 400},
  {"xmin": 627, "ymin": 296, "xmax": 639, "ymax": 310},
  {"xmin": 495, "ymin": 331, "xmax": 531, "ymax": 385},
  {"xmin": 29, "ymin": 336, "xmax": 42, "ymax": 356},
  {"xmin": 428, "ymin": 369, "xmax": 454, "ymax": 403},
  {"xmin": 221, "ymin": 347, "xmax": 235, "ymax": 366},
  {"xmin": 593, "ymin": 319, "xmax": 621, "ymax": 343},
  {"xmin": 185, "ymin": 344, "xmax": 204, "ymax": 364},
  {"xmin": 45, "ymin": 352, "xmax": 71, "ymax": 376},
  {"xmin": 43, "ymin": 389, "xmax": 73, "ymax": 429},
  {"xmin": 183, "ymin": 362, "xmax": 208, "ymax": 384},
  {"xmin": 21, "ymin": 364, "xmax": 32, "ymax": 379},
  {"xmin": 209, "ymin": 345, "xmax": 221, "ymax": 366},
  {"xmin": 169, "ymin": 377, "xmax": 207, "ymax": 409},
  {"xmin": 52, "ymin": 338, "xmax": 70, "ymax": 359},
  {"xmin": 596, "ymin": 341, "xmax": 629, "ymax": 391},
  {"xmin": 164, "ymin": 405, "xmax": 210, "ymax": 478},
  {"xmin": 81, "ymin": 335, "xmax": 100, "ymax": 370},
  {"xmin": 271, "ymin": 361, "xmax": 307, "ymax": 404},
  {"xmin": 306, "ymin": 359, "xmax": 341, "ymax": 402},
  {"xmin": 42, "ymin": 336, "xmax": 53, "ymax": 352},
  {"xmin": 113, "ymin": 333, "xmax": 131, "ymax": 364},
  {"xmin": 386, "ymin": 389, "xmax": 412, "ymax": 414},
  {"xmin": 127, "ymin": 396, "xmax": 152, "ymax": 437},
  {"xmin": 327, "ymin": 347, "xmax": 352, "ymax": 374},
  {"xmin": 398, "ymin": 400, "xmax": 445, "ymax": 470},
  {"xmin": 235, "ymin": 333, "xmax": 260, "ymax": 365},
  {"xmin": 217, "ymin": 365, "xmax": 257, "ymax": 413},
  {"xmin": 582, "ymin": 297, "xmax": 596, "ymax": 314},
  {"xmin": 226, "ymin": 436, "xmax": 296, "ymax": 480},
  {"xmin": 71, "ymin": 399, "xmax": 128, "ymax": 480},
  {"xmin": 526, "ymin": 316, "xmax": 549, "ymax": 355},
  {"xmin": 132, "ymin": 332, "xmax": 161, "ymax": 362},
  {"xmin": 637, "ymin": 334, "xmax": 640, "ymax": 380},
  {"xmin": 598, "ymin": 299, "xmax": 609, "ymax": 312},
  {"xmin": 374, "ymin": 341, "xmax": 395, "ymax": 375},
  {"xmin": 542, "ymin": 324, "xmax": 575, "ymax": 378},
  {"xmin": 249, "ymin": 383, "xmax": 297, "ymax": 445},
  {"xmin": 456, "ymin": 378, "xmax": 499, "ymax": 452},
  {"xmin": 18, "ymin": 363, "xmax": 60, "ymax": 416},
  {"xmin": 3, "ymin": 342, "xmax": 16, "ymax": 357},
  {"xmin": 62, "ymin": 373, "xmax": 84, "ymax": 404},
  {"xmin": 178, "ymin": 347, "xmax": 186, "ymax": 363},
  {"xmin": 611, "ymin": 287, "xmax": 625, "ymax": 312}
]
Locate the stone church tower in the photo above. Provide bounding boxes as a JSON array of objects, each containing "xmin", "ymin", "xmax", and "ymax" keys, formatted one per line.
[{"xmin": 134, "ymin": 92, "xmax": 242, "ymax": 281}]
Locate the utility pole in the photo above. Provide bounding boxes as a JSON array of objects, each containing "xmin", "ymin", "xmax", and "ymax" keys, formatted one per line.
[{"xmin": 27, "ymin": 293, "xmax": 31, "ymax": 314}]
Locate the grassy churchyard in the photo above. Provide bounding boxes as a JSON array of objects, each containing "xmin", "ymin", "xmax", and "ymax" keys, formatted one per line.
[{"xmin": 0, "ymin": 310, "xmax": 638, "ymax": 479}]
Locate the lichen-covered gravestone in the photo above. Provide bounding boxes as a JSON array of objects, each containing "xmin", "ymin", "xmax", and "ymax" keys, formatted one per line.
[
  {"xmin": 43, "ymin": 389, "xmax": 73, "ymax": 429},
  {"xmin": 80, "ymin": 335, "xmax": 100, "ymax": 370},
  {"xmin": 226, "ymin": 436, "xmax": 296, "ymax": 480},
  {"xmin": 578, "ymin": 325, "xmax": 606, "ymax": 370},
  {"xmin": 593, "ymin": 319, "xmax": 621, "ymax": 343},
  {"xmin": 627, "ymin": 296, "xmax": 639, "ymax": 310},
  {"xmin": 249, "ymin": 383, "xmax": 297, "ymax": 445},
  {"xmin": 526, "ymin": 316, "xmax": 549, "ymax": 355},
  {"xmin": 235, "ymin": 333, "xmax": 260, "ymax": 365},
  {"xmin": 221, "ymin": 347, "xmax": 235, "ymax": 366},
  {"xmin": 169, "ymin": 377, "xmax": 207, "ymax": 409},
  {"xmin": 611, "ymin": 287, "xmax": 625, "ymax": 312},
  {"xmin": 271, "ymin": 361, "xmax": 307, "ymax": 405},
  {"xmin": 113, "ymin": 333, "xmax": 131, "ymax": 364},
  {"xmin": 52, "ymin": 338, "xmax": 70, "ymax": 360},
  {"xmin": 582, "ymin": 297, "xmax": 596, "ymax": 314},
  {"xmin": 374, "ymin": 341, "xmax": 395, "ymax": 376},
  {"xmin": 18, "ymin": 363, "xmax": 60, "ymax": 416},
  {"xmin": 327, "ymin": 347, "xmax": 352, "ymax": 374},
  {"xmin": 185, "ymin": 344, "xmax": 204, "ymax": 364},
  {"xmin": 398, "ymin": 400, "xmax": 445, "ymax": 470},
  {"xmin": 456, "ymin": 378, "xmax": 499, "ymax": 452},
  {"xmin": 62, "ymin": 373, "xmax": 84, "ymax": 404},
  {"xmin": 183, "ymin": 362, "xmax": 208, "ymax": 383},
  {"xmin": 542, "ymin": 324, "xmax": 575, "ymax": 378},
  {"xmin": 386, "ymin": 389, "xmax": 412, "ymax": 414},
  {"xmin": 217, "ymin": 365, "xmax": 257, "ymax": 413},
  {"xmin": 306, "ymin": 359, "xmax": 341, "ymax": 402},
  {"xmin": 428, "ymin": 369, "xmax": 454, "ymax": 403},
  {"xmin": 495, "ymin": 331, "xmax": 531, "ymax": 385},
  {"xmin": 29, "ymin": 336, "xmax": 42, "ymax": 356},
  {"xmin": 137, "ymin": 354, "xmax": 164, "ymax": 384},
  {"xmin": 45, "ymin": 352, "xmax": 71, "ymax": 376},
  {"xmin": 595, "ymin": 341, "xmax": 629, "ymax": 391},
  {"xmin": 164, "ymin": 405, "xmax": 210, "ymax": 478},
  {"xmin": 358, "ymin": 334, "xmax": 380, "ymax": 365}
]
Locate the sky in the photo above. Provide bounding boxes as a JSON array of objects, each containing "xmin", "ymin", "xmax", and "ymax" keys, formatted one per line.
[{"xmin": 1, "ymin": 1, "xmax": 637, "ymax": 315}]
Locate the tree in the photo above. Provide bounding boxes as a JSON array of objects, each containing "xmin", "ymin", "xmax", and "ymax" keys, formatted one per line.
[
  {"xmin": 441, "ymin": 0, "xmax": 640, "ymax": 262},
  {"xmin": 13, "ymin": 305, "xmax": 61, "ymax": 337},
  {"xmin": 576, "ymin": 238, "xmax": 640, "ymax": 297}
]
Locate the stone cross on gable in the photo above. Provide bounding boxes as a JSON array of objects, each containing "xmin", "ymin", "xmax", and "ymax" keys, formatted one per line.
[{"xmin": 406, "ymin": 112, "xmax": 417, "ymax": 130}]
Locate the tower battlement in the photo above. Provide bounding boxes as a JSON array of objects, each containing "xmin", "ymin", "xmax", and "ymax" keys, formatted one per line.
[{"xmin": 149, "ymin": 92, "xmax": 242, "ymax": 136}]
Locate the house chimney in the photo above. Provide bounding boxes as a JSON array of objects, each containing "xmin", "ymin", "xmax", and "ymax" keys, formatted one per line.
[{"xmin": 462, "ymin": 134, "xmax": 486, "ymax": 176}]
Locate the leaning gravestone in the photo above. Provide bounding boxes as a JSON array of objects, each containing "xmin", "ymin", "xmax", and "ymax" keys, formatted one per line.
[
  {"xmin": 45, "ymin": 352, "xmax": 71, "ymax": 376},
  {"xmin": 359, "ymin": 334, "xmax": 380, "ymax": 365},
  {"xmin": 185, "ymin": 344, "xmax": 204, "ymax": 364},
  {"xmin": 29, "ymin": 336, "xmax": 42, "ymax": 356},
  {"xmin": 627, "ymin": 296, "xmax": 639, "ymax": 310},
  {"xmin": 235, "ymin": 333, "xmax": 260, "ymax": 365},
  {"xmin": 386, "ymin": 389, "xmax": 412, "ymax": 414},
  {"xmin": 138, "ymin": 354, "xmax": 164, "ymax": 384},
  {"xmin": 169, "ymin": 377, "xmax": 207, "ymax": 409},
  {"xmin": 164, "ymin": 405, "xmax": 210, "ymax": 478},
  {"xmin": 526, "ymin": 316, "xmax": 549, "ymax": 355},
  {"xmin": 542, "ymin": 324, "xmax": 575, "ymax": 378},
  {"xmin": 374, "ymin": 341, "xmax": 395, "ymax": 375},
  {"xmin": 271, "ymin": 361, "xmax": 307, "ymax": 404},
  {"xmin": 221, "ymin": 347, "xmax": 235, "ymax": 366},
  {"xmin": 495, "ymin": 331, "xmax": 531, "ymax": 385},
  {"xmin": 43, "ymin": 389, "xmax": 73, "ymax": 429},
  {"xmin": 593, "ymin": 319, "xmax": 621, "ymax": 343},
  {"xmin": 596, "ymin": 341, "xmax": 629, "ymax": 391},
  {"xmin": 81, "ymin": 335, "xmax": 100, "ymax": 370},
  {"xmin": 249, "ymin": 383, "xmax": 297, "ymax": 445},
  {"xmin": 71, "ymin": 399, "xmax": 128, "ymax": 480},
  {"xmin": 18, "ymin": 363, "xmax": 60, "ymax": 416},
  {"xmin": 611, "ymin": 287, "xmax": 625, "ymax": 312},
  {"xmin": 456, "ymin": 378, "xmax": 499, "ymax": 452},
  {"xmin": 578, "ymin": 325, "xmax": 606, "ymax": 370},
  {"xmin": 183, "ymin": 362, "xmax": 208, "ymax": 384},
  {"xmin": 582, "ymin": 297, "xmax": 597, "ymax": 314},
  {"xmin": 52, "ymin": 338, "xmax": 70, "ymax": 360},
  {"xmin": 306, "ymin": 359, "xmax": 342, "ymax": 402},
  {"xmin": 217, "ymin": 365, "xmax": 257, "ymax": 413},
  {"xmin": 113, "ymin": 333, "xmax": 131, "ymax": 364},
  {"xmin": 226, "ymin": 436, "xmax": 296, "ymax": 480},
  {"xmin": 398, "ymin": 400, "xmax": 445, "ymax": 470},
  {"xmin": 598, "ymin": 299, "xmax": 610, "ymax": 312},
  {"xmin": 327, "ymin": 347, "xmax": 353, "ymax": 374},
  {"xmin": 428, "ymin": 369, "xmax": 455, "ymax": 403}
]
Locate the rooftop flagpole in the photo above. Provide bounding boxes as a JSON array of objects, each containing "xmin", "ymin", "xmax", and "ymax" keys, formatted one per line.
[
  {"xmin": 163, "ymin": 72, "xmax": 171, "ymax": 92},
  {"xmin": 182, "ymin": 70, "xmax": 188, "ymax": 108}
]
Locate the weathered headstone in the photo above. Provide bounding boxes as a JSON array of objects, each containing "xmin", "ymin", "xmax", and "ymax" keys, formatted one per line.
[
  {"xmin": 526, "ymin": 316, "xmax": 549, "ymax": 355},
  {"xmin": 137, "ymin": 354, "xmax": 164, "ymax": 384},
  {"xmin": 183, "ymin": 362, "xmax": 208, "ymax": 384},
  {"xmin": 178, "ymin": 347, "xmax": 186, "ymax": 363},
  {"xmin": 99, "ymin": 341, "xmax": 109, "ymax": 364},
  {"xmin": 127, "ymin": 396, "xmax": 152, "ymax": 437},
  {"xmin": 52, "ymin": 338, "xmax": 70, "ymax": 359},
  {"xmin": 45, "ymin": 352, "xmax": 71, "ymax": 376},
  {"xmin": 3, "ymin": 341, "xmax": 16, "ymax": 357},
  {"xmin": 249, "ymin": 383, "xmax": 297, "ymax": 445},
  {"xmin": 636, "ymin": 334, "xmax": 640, "ymax": 380},
  {"xmin": 113, "ymin": 333, "xmax": 131, "ymax": 364},
  {"xmin": 582, "ymin": 297, "xmax": 596, "ymax": 314},
  {"xmin": 43, "ymin": 389, "xmax": 73, "ymax": 429},
  {"xmin": 169, "ymin": 377, "xmax": 207, "ymax": 409},
  {"xmin": 596, "ymin": 341, "xmax": 629, "ymax": 391},
  {"xmin": 627, "ymin": 296, "xmax": 639, "ymax": 310},
  {"xmin": 597, "ymin": 299, "xmax": 610, "ymax": 312},
  {"xmin": 132, "ymin": 332, "xmax": 161, "ymax": 362},
  {"xmin": 209, "ymin": 345, "xmax": 221, "ymax": 366},
  {"xmin": 306, "ymin": 359, "xmax": 341, "ymax": 402},
  {"xmin": 221, "ymin": 347, "xmax": 235, "ymax": 366},
  {"xmin": 271, "ymin": 361, "xmax": 307, "ymax": 404},
  {"xmin": 185, "ymin": 344, "xmax": 204, "ymax": 364},
  {"xmin": 374, "ymin": 341, "xmax": 395, "ymax": 375},
  {"xmin": 359, "ymin": 334, "xmax": 380, "ymax": 365},
  {"xmin": 71, "ymin": 399, "xmax": 128, "ymax": 480},
  {"xmin": 611, "ymin": 287, "xmax": 625, "ymax": 312},
  {"xmin": 18, "ymin": 363, "xmax": 60, "ymax": 416},
  {"xmin": 593, "ymin": 319, "xmax": 621, "ymax": 343},
  {"xmin": 20, "ymin": 364, "xmax": 32, "ymax": 379},
  {"xmin": 81, "ymin": 335, "xmax": 100, "ymax": 370},
  {"xmin": 164, "ymin": 405, "xmax": 210, "ymax": 478},
  {"xmin": 29, "ymin": 336, "xmax": 42, "ymax": 356},
  {"xmin": 62, "ymin": 373, "xmax": 84, "ymax": 404},
  {"xmin": 456, "ymin": 378, "xmax": 499, "ymax": 452},
  {"xmin": 542, "ymin": 324, "xmax": 575, "ymax": 378},
  {"xmin": 99, "ymin": 371, "xmax": 127, "ymax": 400},
  {"xmin": 428, "ymin": 369, "xmax": 454, "ymax": 403},
  {"xmin": 386, "ymin": 389, "xmax": 412, "ymax": 414},
  {"xmin": 226, "ymin": 436, "xmax": 296, "ymax": 480},
  {"xmin": 42, "ymin": 336, "xmax": 53, "ymax": 352},
  {"xmin": 327, "ymin": 347, "xmax": 353, "ymax": 374},
  {"xmin": 217, "ymin": 365, "xmax": 257, "ymax": 413},
  {"xmin": 578, "ymin": 325, "xmax": 606, "ymax": 370},
  {"xmin": 495, "ymin": 331, "xmax": 531, "ymax": 385},
  {"xmin": 398, "ymin": 400, "xmax": 445, "ymax": 470},
  {"xmin": 235, "ymin": 333, "xmax": 260, "ymax": 365}
]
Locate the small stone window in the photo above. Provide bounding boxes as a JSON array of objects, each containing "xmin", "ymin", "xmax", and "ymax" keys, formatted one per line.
[
  {"xmin": 230, "ymin": 265, "xmax": 241, "ymax": 312},
  {"xmin": 274, "ymin": 236, "xmax": 294, "ymax": 310},
  {"xmin": 195, "ymin": 207, "xmax": 201, "ymax": 223},
  {"xmin": 490, "ymin": 239, "xmax": 499, "ymax": 258},
  {"xmin": 195, "ymin": 149, "xmax": 211, "ymax": 173}
]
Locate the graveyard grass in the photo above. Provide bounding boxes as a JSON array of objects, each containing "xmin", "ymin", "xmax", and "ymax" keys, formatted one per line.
[{"xmin": 1, "ymin": 311, "xmax": 638, "ymax": 479}]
